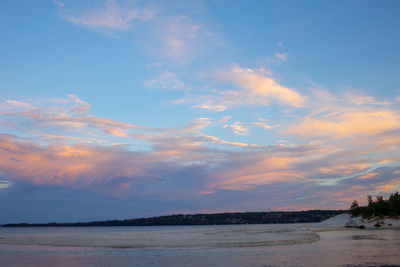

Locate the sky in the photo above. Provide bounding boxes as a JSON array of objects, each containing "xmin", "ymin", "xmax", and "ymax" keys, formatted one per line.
[{"xmin": 1, "ymin": 0, "xmax": 400, "ymax": 224}]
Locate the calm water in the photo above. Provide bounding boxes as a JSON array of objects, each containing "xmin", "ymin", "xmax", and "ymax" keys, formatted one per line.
[{"xmin": 0, "ymin": 225, "xmax": 399, "ymax": 267}]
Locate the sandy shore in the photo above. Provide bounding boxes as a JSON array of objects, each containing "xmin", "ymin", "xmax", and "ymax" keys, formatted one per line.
[
  {"xmin": 0, "ymin": 214, "xmax": 398, "ymax": 248},
  {"xmin": 0, "ymin": 224, "xmax": 319, "ymax": 248},
  {"xmin": 316, "ymin": 213, "xmax": 400, "ymax": 229}
]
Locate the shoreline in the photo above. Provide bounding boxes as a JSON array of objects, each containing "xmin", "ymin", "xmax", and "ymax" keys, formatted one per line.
[{"xmin": 1, "ymin": 214, "xmax": 399, "ymax": 248}]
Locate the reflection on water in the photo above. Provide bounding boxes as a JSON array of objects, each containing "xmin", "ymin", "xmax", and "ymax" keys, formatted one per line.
[{"xmin": 0, "ymin": 226, "xmax": 399, "ymax": 267}]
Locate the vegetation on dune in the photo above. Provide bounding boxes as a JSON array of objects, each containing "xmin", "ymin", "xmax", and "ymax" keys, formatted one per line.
[{"xmin": 350, "ymin": 192, "xmax": 400, "ymax": 218}]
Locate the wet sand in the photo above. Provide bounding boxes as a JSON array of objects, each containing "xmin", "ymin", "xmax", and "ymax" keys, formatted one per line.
[{"xmin": 0, "ymin": 224, "xmax": 319, "ymax": 248}]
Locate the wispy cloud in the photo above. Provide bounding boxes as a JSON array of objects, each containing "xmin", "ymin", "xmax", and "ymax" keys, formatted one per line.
[
  {"xmin": 144, "ymin": 72, "xmax": 185, "ymax": 90},
  {"xmin": 223, "ymin": 122, "xmax": 249, "ymax": 136},
  {"xmin": 200, "ymin": 134, "xmax": 257, "ymax": 148},
  {"xmin": 218, "ymin": 116, "xmax": 232, "ymax": 124},
  {"xmin": 0, "ymin": 180, "xmax": 12, "ymax": 190},
  {"xmin": 193, "ymin": 103, "xmax": 227, "ymax": 112},
  {"xmin": 59, "ymin": 0, "xmax": 154, "ymax": 31},
  {"xmin": 180, "ymin": 66, "xmax": 307, "ymax": 111},
  {"xmin": 145, "ymin": 15, "xmax": 217, "ymax": 64},
  {"xmin": 275, "ymin": 52, "xmax": 288, "ymax": 61},
  {"xmin": 57, "ymin": 1, "xmax": 217, "ymax": 64},
  {"xmin": 252, "ymin": 118, "xmax": 272, "ymax": 131},
  {"xmin": 224, "ymin": 67, "xmax": 306, "ymax": 108},
  {"xmin": 53, "ymin": 0, "xmax": 64, "ymax": 8},
  {"xmin": 150, "ymin": 16, "xmax": 200, "ymax": 63},
  {"xmin": 1, "ymin": 95, "xmax": 143, "ymax": 139},
  {"xmin": 285, "ymin": 91, "xmax": 400, "ymax": 140}
]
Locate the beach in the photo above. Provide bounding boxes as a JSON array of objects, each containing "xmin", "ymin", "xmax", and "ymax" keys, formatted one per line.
[{"xmin": 1, "ymin": 214, "xmax": 400, "ymax": 266}]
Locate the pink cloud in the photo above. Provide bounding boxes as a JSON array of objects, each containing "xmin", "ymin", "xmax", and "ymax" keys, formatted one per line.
[
  {"xmin": 2, "ymin": 92, "xmax": 400, "ymax": 209},
  {"xmin": 1, "ymin": 96, "xmax": 144, "ymax": 139}
]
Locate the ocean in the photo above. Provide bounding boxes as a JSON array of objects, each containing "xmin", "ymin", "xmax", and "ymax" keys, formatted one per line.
[{"xmin": 0, "ymin": 223, "xmax": 399, "ymax": 267}]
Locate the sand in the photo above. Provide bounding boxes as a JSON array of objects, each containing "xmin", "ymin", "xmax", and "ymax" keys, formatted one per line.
[
  {"xmin": 0, "ymin": 214, "xmax": 398, "ymax": 248},
  {"xmin": 0, "ymin": 224, "xmax": 319, "ymax": 248}
]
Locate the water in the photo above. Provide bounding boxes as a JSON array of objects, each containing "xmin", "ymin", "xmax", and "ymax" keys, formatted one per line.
[{"xmin": 0, "ymin": 224, "xmax": 399, "ymax": 266}]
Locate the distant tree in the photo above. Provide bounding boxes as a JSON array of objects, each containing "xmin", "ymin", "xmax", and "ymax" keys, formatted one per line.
[
  {"xmin": 367, "ymin": 195, "xmax": 373, "ymax": 205},
  {"xmin": 350, "ymin": 200, "xmax": 361, "ymax": 217},
  {"xmin": 389, "ymin": 192, "xmax": 400, "ymax": 215},
  {"xmin": 351, "ymin": 192, "xmax": 400, "ymax": 218},
  {"xmin": 374, "ymin": 195, "xmax": 390, "ymax": 217}
]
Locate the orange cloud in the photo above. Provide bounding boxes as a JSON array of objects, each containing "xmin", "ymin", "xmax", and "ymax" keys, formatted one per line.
[
  {"xmin": 223, "ymin": 121, "xmax": 249, "ymax": 136},
  {"xmin": 226, "ymin": 67, "xmax": 306, "ymax": 108},
  {"xmin": 252, "ymin": 118, "xmax": 272, "ymax": 131},
  {"xmin": 209, "ymin": 153, "xmax": 304, "ymax": 190},
  {"xmin": 316, "ymin": 162, "xmax": 371, "ymax": 175},
  {"xmin": 184, "ymin": 66, "xmax": 307, "ymax": 112},
  {"xmin": 0, "ymin": 136, "xmax": 145, "ymax": 187},
  {"xmin": 375, "ymin": 179, "xmax": 400, "ymax": 193},
  {"xmin": 193, "ymin": 103, "xmax": 227, "ymax": 112},
  {"xmin": 286, "ymin": 107, "xmax": 400, "ymax": 140},
  {"xmin": 357, "ymin": 172, "xmax": 378, "ymax": 180}
]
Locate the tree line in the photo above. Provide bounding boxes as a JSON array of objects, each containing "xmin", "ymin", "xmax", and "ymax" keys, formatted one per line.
[
  {"xmin": 3, "ymin": 210, "xmax": 346, "ymax": 227},
  {"xmin": 350, "ymin": 192, "xmax": 400, "ymax": 218}
]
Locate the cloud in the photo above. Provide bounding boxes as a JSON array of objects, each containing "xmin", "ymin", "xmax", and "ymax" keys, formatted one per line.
[
  {"xmin": 60, "ymin": 0, "xmax": 154, "ymax": 31},
  {"xmin": 193, "ymin": 103, "xmax": 227, "ymax": 112},
  {"xmin": 2, "ymin": 91, "xmax": 400, "ymax": 213},
  {"xmin": 357, "ymin": 172, "xmax": 378, "ymax": 180},
  {"xmin": 145, "ymin": 15, "xmax": 217, "ymax": 64},
  {"xmin": 225, "ymin": 67, "xmax": 306, "ymax": 108},
  {"xmin": 151, "ymin": 16, "xmax": 200, "ymax": 63},
  {"xmin": 56, "ymin": 1, "xmax": 218, "ymax": 64},
  {"xmin": 252, "ymin": 118, "xmax": 272, "ymax": 131},
  {"xmin": 0, "ymin": 180, "xmax": 12, "ymax": 190},
  {"xmin": 342, "ymin": 92, "xmax": 392, "ymax": 106},
  {"xmin": 376, "ymin": 179, "xmax": 400, "ymax": 192},
  {"xmin": 223, "ymin": 122, "xmax": 249, "ymax": 136},
  {"xmin": 199, "ymin": 134, "xmax": 254, "ymax": 148},
  {"xmin": 0, "ymin": 134, "xmax": 211, "ymax": 195},
  {"xmin": 183, "ymin": 66, "xmax": 307, "ymax": 111},
  {"xmin": 159, "ymin": 117, "xmax": 212, "ymax": 136},
  {"xmin": 286, "ymin": 106, "xmax": 400, "ymax": 140},
  {"xmin": 65, "ymin": 94, "xmax": 90, "ymax": 113},
  {"xmin": 218, "ymin": 116, "xmax": 232, "ymax": 124},
  {"xmin": 207, "ymin": 148, "xmax": 308, "ymax": 190},
  {"xmin": 4, "ymin": 100, "xmax": 32, "ymax": 109},
  {"xmin": 1, "ymin": 96, "xmax": 144, "ymax": 140},
  {"xmin": 275, "ymin": 52, "xmax": 288, "ymax": 61},
  {"xmin": 144, "ymin": 72, "xmax": 185, "ymax": 90},
  {"xmin": 53, "ymin": 0, "xmax": 64, "ymax": 8}
]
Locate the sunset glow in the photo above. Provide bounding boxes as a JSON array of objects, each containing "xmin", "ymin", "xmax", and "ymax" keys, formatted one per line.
[{"xmin": 1, "ymin": 0, "xmax": 399, "ymax": 223}]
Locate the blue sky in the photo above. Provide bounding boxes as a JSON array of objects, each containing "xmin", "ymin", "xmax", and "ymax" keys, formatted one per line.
[{"xmin": 1, "ymin": 0, "xmax": 400, "ymax": 223}]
